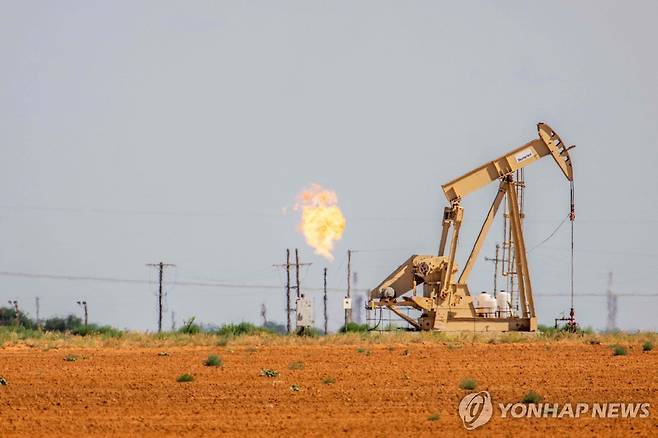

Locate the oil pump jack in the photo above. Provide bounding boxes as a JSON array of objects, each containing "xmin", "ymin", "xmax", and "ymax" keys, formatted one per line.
[{"xmin": 368, "ymin": 123, "xmax": 574, "ymax": 332}]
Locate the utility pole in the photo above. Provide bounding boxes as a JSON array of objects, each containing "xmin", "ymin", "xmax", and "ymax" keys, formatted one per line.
[
  {"xmin": 293, "ymin": 248, "xmax": 312, "ymax": 332},
  {"xmin": 273, "ymin": 249, "xmax": 292, "ymax": 334},
  {"xmin": 286, "ymin": 249, "xmax": 291, "ymax": 333},
  {"xmin": 295, "ymin": 248, "xmax": 301, "ymax": 298},
  {"xmin": 345, "ymin": 249, "xmax": 353, "ymax": 326},
  {"xmin": 606, "ymin": 271, "xmax": 617, "ymax": 332},
  {"xmin": 484, "ymin": 243, "xmax": 502, "ymax": 296},
  {"xmin": 8, "ymin": 300, "xmax": 19, "ymax": 327},
  {"xmin": 274, "ymin": 249, "xmax": 311, "ymax": 334},
  {"xmin": 77, "ymin": 301, "xmax": 88, "ymax": 326},
  {"xmin": 323, "ymin": 267, "xmax": 328, "ymax": 335},
  {"xmin": 35, "ymin": 297, "xmax": 40, "ymax": 328},
  {"xmin": 146, "ymin": 261, "xmax": 175, "ymax": 333}
]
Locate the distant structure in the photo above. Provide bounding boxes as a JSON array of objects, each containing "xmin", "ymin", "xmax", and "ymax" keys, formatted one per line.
[
  {"xmin": 260, "ymin": 303, "xmax": 267, "ymax": 326},
  {"xmin": 606, "ymin": 272, "xmax": 618, "ymax": 331},
  {"xmin": 353, "ymin": 271, "xmax": 363, "ymax": 323},
  {"xmin": 76, "ymin": 300, "xmax": 88, "ymax": 326}
]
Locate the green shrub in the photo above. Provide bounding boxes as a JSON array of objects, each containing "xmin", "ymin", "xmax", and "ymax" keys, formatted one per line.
[
  {"xmin": 217, "ymin": 322, "xmax": 272, "ymax": 336},
  {"xmin": 71, "ymin": 324, "xmax": 123, "ymax": 338},
  {"xmin": 260, "ymin": 369, "xmax": 279, "ymax": 378},
  {"xmin": 64, "ymin": 354, "xmax": 77, "ymax": 362},
  {"xmin": 538, "ymin": 324, "xmax": 592, "ymax": 337},
  {"xmin": 459, "ymin": 378, "xmax": 478, "ymax": 390},
  {"xmin": 0, "ymin": 326, "xmax": 44, "ymax": 343},
  {"xmin": 158, "ymin": 351, "xmax": 170, "ymax": 357},
  {"xmin": 176, "ymin": 373, "xmax": 194, "ymax": 383},
  {"xmin": 611, "ymin": 345, "xmax": 627, "ymax": 356},
  {"xmin": 178, "ymin": 317, "xmax": 201, "ymax": 334},
  {"xmin": 427, "ymin": 413, "xmax": 440, "ymax": 421},
  {"xmin": 0, "ymin": 308, "xmax": 127, "ymax": 335},
  {"xmin": 340, "ymin": 322, "xmax": 368, "ymax": 333},
  {"xmin": 642, "ymin": 341, "xmax": 653, "ymax": 352},
  {"xmin": 522, "ymin": 390, "xmax": 542, "ymax": 404},
  {"xmin": 44, "ymin": 314, "xmax": 83, "ymax": 332},
  {"xmin": 0, "ymin": 307, "xmax": 38, "ymax": 329},
  {"xmin": 537, "ymin": 324, "xmax": 560, "ymax": 336},
  {"xmin": 204, "ymin": 354, "xmax": 223, "ymax": 367}
]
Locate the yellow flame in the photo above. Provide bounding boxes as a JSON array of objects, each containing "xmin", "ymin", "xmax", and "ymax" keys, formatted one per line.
[{"xmin": 294, "ymin": 184, "xmax": 346, "ymax": 260}]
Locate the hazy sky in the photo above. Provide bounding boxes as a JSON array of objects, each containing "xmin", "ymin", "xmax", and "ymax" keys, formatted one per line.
[{"xmin": 1, "ymin": 1, "xmax": 657, "ymax": 331}]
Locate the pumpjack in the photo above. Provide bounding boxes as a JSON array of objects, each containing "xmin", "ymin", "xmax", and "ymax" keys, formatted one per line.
[{"xmin": 368, "ymin": 123, "xmax": 574, "ymax": 332}]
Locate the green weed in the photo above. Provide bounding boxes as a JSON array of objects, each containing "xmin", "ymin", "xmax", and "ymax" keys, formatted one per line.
[
  {"xmin": 611, "ymin": 345, "xmax": 628, "ymax": 356},
  {"xmin": 522, "ymin": 390, "xmax": 542, "ymax": 404},
  {"xmin": 459, "ymin": 378, "xmax": 478, "ymax": 390},
  {"xmin": 176, "ymin": 373, "xmax": 194, "ymax": 382},
  {"xmin": 204, "ymin": 354, "xmax": 223, "ymax": 367}
]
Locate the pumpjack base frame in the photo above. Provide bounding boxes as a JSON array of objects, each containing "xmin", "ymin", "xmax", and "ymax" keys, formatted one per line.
[{"xmin": 429, "ymin": 317, "xmax": 536, "ymax": 332}]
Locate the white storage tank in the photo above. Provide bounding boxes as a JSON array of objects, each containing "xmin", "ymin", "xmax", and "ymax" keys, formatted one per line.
[
  {"xmin": 496, "ymin": 292, "xmax": 511, "ymax": 317},
  {"xmin": 476, "ymin": 292, "xmax": 497, "ymax": 317}
]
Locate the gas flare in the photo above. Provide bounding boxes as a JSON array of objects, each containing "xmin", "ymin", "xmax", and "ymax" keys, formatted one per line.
[{"xmin": 294, "ymin": 184, "xmax": 346, "ymax": 260}]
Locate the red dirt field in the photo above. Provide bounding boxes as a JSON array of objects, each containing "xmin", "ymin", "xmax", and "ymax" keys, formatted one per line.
[{"xmin": 0, "ymin": 340, "xmax": 656, "ymax": 437}]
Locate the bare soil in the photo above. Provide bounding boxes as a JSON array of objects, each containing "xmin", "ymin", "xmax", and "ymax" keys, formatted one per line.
[{"xmin": 0, "ymin": 341, "xmax": 655, "ymax": 436}]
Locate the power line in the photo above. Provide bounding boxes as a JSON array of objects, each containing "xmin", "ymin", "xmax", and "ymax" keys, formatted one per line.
[
  {"xmin": 2, "ymin": 270, "xmax": 655, "ymax": 297},
  {"xmin": 0, "ymin": 271, "xmax": 147, "ymax": 284},
  {"xmin": 0, "ymin": 270, "xmax": 369, "ymax": 293},
  {"xmin": 531, "ymin": 247, "xmax": 658, "ymax": 258},
  {"xmin": 0, "ymin": 204, "xmax": 281, "ymax": 218},
  {"xmin": 527, "ymin": 214, "xmax": 569, "ymax": 253}
]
